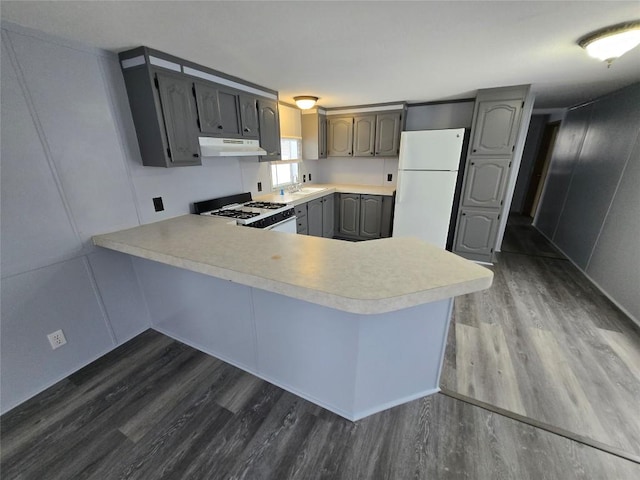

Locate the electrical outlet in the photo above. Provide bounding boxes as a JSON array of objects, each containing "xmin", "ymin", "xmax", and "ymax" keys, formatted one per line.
[
  {"xmin": 308, "ymin": 173, "xmax": 312, "ymax": 181},
  {"xmin": 257, "ymin": 182, "xmax": 262, "ymax": 192},
  {"xmin": 153, "ymin": 197, "xmax": 164, "ymax": 212},
  {"xmin": 387, "ymin": 173, "xmax": 393, "ymax": 182},
  {"xmin": 47, "ymin": 329, "xmax": 67, "ymax": 350},
  {"xmin": 303, "ymin": 174, "xmax": 306, "ymax": 183}
]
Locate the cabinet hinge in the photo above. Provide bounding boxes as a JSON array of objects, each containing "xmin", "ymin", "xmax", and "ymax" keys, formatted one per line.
[
  {"xmin": 498, "ymin": 214, "xmax": 501, "ymax": 220},
  {"xmin": 491, "ymin": 248, "xmax": 494, "ymax": 253},
  {"xmin": 154, "ymin": 77, "xmax": 159, "ymax": 89},
  {"xmin": 500, "ymin": 200, "xmax": 503, "ymax": 206},
  {"xmin": 522, "ymin": 101, "xmax": 525, "ymax": 108},
  {"xmin": 512, "ymin": 145, "xmax": 515, "ymax": 152},
  {"xmin": 166, "ymin": 147, "xmax": 172, "ymax": 159}
]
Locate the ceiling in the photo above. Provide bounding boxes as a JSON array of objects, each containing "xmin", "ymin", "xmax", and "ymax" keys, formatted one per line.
[{"xmin": 2, "ymin": 1, "xmax": 639, "ymax": 109}]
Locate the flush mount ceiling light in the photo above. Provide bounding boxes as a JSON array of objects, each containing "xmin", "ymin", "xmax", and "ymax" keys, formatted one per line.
[
  {"xmin": 293, "ymin": 96, "xmax": 319, "ymax": 110},
  {"xmin": 578, "ymin": 21, "xmax": 640, "ymax": 65}
]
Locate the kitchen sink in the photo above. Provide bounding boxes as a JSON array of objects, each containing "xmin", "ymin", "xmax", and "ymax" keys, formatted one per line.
[{"xmin": 291, "ymin": 187, "xmax": 327, "ymax": 195}]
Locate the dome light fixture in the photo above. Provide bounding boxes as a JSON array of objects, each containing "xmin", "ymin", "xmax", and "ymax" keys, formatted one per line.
[
  {"xmin": 293, "ymin": 96, "xmax": 319, "ymax": 110},
  {"xmin": 578, "ymin": 21, "xmax": 640, "ymax": 65}
]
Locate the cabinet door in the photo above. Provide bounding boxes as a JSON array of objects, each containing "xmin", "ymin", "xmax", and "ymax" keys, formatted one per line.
[
  {"xmin": 461, "ymin": 158, "xmax": 511, "ymax": 208},
  {"xmin": 258, "ymin": 99, "xmax": 281, "ymax": 160},
  {"xmin": 319, "ymin": 114, "xmax": 327, "ymax": 158},
  {"xmin": 375, "ymin": 112, "xmax": 401, "ymax": 157},
  {"xmin": 470, "ymin": 99, "xmax": 523, "ymax": 156},
  {"xmin": 155, "ymin": 71, "xmax": 201, "ymax": 165},
  {"xmin": 239, "ymin": 94, "xmax": 259, "ymax": 139},
  {"xmin": 322, "ymin": 194, "xmax": 334, "ymax": 238},
  {"xmin": 353, "ymin": 115, "xmax": 376, "ymax": 157},
  {"xmin": 454, "ymin": 208, "xmax": 500, "ymax": 258},
  {"xmin": 339, "ymin": 194, "xmax": 360, "ymax": 236},
  {"xmin": 193, "ymin": 83, "xmax": 241, "ymax": 136},
  {"xmin": 380, "ymin": 195, "xmax": 394, "ymax": 238},
  {"xmin": 307, "ymin": 198, "xmax": 323, "ymax": 237},
  {"xmin": 359, "ymin": 195, "xmax": 383, "ymax": 239},
  {"xmin": 328, "ymin": 116, "xmax": 354, "ymax": 157}
]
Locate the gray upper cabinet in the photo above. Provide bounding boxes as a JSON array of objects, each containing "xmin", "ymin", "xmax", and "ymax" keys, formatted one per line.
[
  {"xmin": 454, "ymin": 208, "xmax": 501, "ymax": 260},
  {"xmin": 359, "ymin": 195, "xmax": 383, "ymax": 239},
  {"xmin": 301, "ymin": 110, "xmax": 327, "ymax": 160},
  {"xmin": 375, "ymin": 112, "xmax": 401, "ymax": 157},
  {"xmin": 193, "ymin": 82, "xmax": 241, "ymax": 136},
  {"xmin": 155, "ymin": 71, "xmax": 201, "ymax": 166},
  {"xmin": 353, "ymin": 115, "xmax": 376, "ymax": 157},
  {"xmin": 461, "ymin": 158, "xmax": 511, "ymax": 208},
  {"xmin": 470, "ymin": 99, "xmax": 523, "ymax": 156},
  {"xmin": 307, "ymin": 198, "xmax": 323, "ymax": 237},
  {"xmin": 328, "ymin": 116, "xmax": 354, "ymax": 157},
  {"xmin": 239, "ymin": 94, "xmax": 260, "ymax": 139},
  {"xmin": 322, "ymin": 194, "xmax": 335, "ymax": 238},
  {"xmin": 258, "ymin": 99, "xmax": 281, "ymax": 160},
  {"xmin": 339, "ymin": 194, "xmax": 360, "ymax": 236},
  {"xmin": 119, "ymin": 47, "xmax": 281, "ymax": 167}
]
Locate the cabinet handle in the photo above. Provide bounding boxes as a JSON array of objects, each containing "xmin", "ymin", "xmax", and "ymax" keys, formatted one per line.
[
  {"xmin": 462, "ymin": 212, "xmax": 466, "ymax": 216},
  {"xmin": 371, "ymin": 152, "xmax": 374, "ymax": 155},
  {"xmin": 244, "ymin": 128, "xmax": 250, "ymax": 133},
  {"xmin": 218, "ymin": 125, "xmax": 223, "ymax": 129},
  {"xmin": 193, "ymin": 153, "xmax": 200, "ymax": 158},
  {"xmin": 473, "ymin": 149, "xmax": 477, "ymax": 153},
  {"xmin": 471, "ymin": 162, "xmax": 475, "ymax": 165}
]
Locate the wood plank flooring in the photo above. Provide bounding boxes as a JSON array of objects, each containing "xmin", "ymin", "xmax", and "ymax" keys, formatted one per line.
[
  {"xmin": 2, "ymin": 329, "xmax": 639, "ymax": 480},
  {"xmin": 441, "ymin": 215, "xmax": 640, "ymax": 457}
]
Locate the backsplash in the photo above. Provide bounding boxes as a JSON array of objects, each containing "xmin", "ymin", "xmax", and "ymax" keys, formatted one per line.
[{"xmin": 313, "ymin": 157, "xmax": 399, "ymax": 186}]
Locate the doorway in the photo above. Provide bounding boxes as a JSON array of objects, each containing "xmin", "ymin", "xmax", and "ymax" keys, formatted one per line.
[{"xmin": 523, "ymin": 121, "xmax": 560, "ymax": 218}]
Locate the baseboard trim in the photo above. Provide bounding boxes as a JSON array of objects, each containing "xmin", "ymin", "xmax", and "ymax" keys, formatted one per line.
[{"xmin": 440, "ymin": 388, "xmax": 640, "ymax": 465}]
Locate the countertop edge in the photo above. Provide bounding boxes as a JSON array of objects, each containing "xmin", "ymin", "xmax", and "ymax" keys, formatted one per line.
[{"xmin": 93, "ymin": 235, "xmax": 492, "ymax": 315}]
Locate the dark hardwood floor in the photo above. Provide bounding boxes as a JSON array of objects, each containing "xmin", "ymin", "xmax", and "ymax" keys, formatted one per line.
[
  {"xmin": 2, "ymin": 329, "xmax": 639, "ymax": 480},
  {"xmin": 441, "ymin": 214, "xmax": 640, "ymax": 458}
]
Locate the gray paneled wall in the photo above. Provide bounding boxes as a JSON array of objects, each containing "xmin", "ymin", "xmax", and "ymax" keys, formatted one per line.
[
  {"xmin": 0, "ymin": 22, "xmax": 268, "ymax": 413},
  {"xmin": 534, "ymin": 83, "xmax": 640, "ymax": 323}
]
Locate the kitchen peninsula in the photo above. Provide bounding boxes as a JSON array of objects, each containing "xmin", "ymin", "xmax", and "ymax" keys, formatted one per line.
[{"xmin": 93, "ymin": 207, "xmax": 492, "ymax": 420}]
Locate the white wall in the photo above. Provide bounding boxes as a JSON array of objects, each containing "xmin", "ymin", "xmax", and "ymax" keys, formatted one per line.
[
  {"xmin": 534, "ymin": 83, "xmax": 640, "ymax": 324},
  {"xmin": 0, "ymin": 22, "xmax": 270, "ymax": 413}
]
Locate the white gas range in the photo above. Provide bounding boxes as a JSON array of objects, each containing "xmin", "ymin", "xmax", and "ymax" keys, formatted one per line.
[{"xmin": 193, "ymin": 193, "xmax": 296, "ymax": 233}]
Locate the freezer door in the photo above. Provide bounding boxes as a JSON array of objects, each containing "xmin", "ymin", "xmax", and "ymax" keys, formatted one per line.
[
  {"xmin": 393, "ymin": 170, "xmax": 458, "ymax": 248},
  {"xmin": 398, "ymin": 129, "xmax": 465, "ymax": 171}
]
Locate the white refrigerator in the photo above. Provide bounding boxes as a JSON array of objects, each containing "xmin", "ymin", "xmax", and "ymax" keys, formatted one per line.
[{"xmin": 392, "ymin": 129, "xmax": 465, "ymax": 248}]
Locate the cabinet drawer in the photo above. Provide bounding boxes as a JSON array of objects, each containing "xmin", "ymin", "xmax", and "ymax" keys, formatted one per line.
[
  {"xmin": 295, "ymin": 204, "xmax": 307, "ymax": 217},
  {"xmin": 296, "ymin": 216, "xmax": 308, "ymax": 233}
]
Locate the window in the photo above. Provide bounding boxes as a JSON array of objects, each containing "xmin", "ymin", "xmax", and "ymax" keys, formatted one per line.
[{"xmin": 271, "ymin": 138, "xmax": 301, "ymax": 190}]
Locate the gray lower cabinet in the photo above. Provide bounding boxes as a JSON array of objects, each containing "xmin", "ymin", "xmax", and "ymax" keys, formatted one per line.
[
  {"xmin": 359, "ymin": 195, "xmax": 383, "ymax": 238},
  {"xmin": 339, "ymin": 194, "xmax": 361, "ymax": 237},
  {"xmin": 328, "ymin": 116, "xmax": 354, "ymax": 157},
  {"xmin": 258, "ymin": 99, "xmax": 281, "ymax": 160},
  {"xmin": 453, "ymin": 208, "xmax": 501, "ymax": 261},
  {"xmin": 307, "ymin": 198, "xmax": 323, "ymax": 237},
  {"xmin": 154, "ymin": 70, "xmax": 201, "ymax": 166},
  {"xmin": 322, "ymin": 194, "xmax": 335, "ymax": 238},
  {"xmin": 193, "ymin": 81, "xmax": 241, "ymax": 136},
  {"xmin": 338, "ymin": 193, "xmax": 385, "ymax": 240},
  {"xmin": 353, "ymin": 115, "xmax": 376, "ymax": 157},
  {"xmin": 461, "ymin": 158, "xmax": 511, "ymax": 208},
  {"xmin": 295, "ymin": 203, "xmax": 308, "ymax": 234},
  {"xmin": 381, "ymin": 195, "xmax": 394, "ymax": 238}
]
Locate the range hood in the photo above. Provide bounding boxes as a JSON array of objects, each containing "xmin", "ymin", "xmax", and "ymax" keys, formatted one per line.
[{"xmin": 199, "ymin": 137, "xmax": 267, "ymax": 157}]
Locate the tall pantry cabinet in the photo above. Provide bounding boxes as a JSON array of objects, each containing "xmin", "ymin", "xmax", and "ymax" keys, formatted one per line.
[{"xmin": 453, "ymin": 85, "xmax": 532, "ymax": 262}]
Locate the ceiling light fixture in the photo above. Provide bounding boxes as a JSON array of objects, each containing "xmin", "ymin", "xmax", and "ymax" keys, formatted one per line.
[
  {"xmin": 293, "ymin": 96, "xmax": 319, "ymax": 110},
  {"xmin": 578, "ymin": 21, "xmax": 640, "ymax": 65}
]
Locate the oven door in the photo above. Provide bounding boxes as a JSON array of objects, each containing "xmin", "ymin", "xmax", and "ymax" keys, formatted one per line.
[{"xmin": 266, "ymin": 216, "xmax": 297, "ymax": 233}]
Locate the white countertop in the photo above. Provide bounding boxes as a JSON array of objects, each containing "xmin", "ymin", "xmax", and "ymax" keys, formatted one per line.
[
  {"xmin": 255, "ymin": 183, "xmax": 396, "ymax": 205},
  {"xmin": 93, "ymin": 208, "xmax": 492, "ymax": 314}
]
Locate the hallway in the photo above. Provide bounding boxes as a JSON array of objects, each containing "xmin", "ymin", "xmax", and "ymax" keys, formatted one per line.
[{"xmin": 441, "ymin": 215, "xmax": 640, "ymax": 458}]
